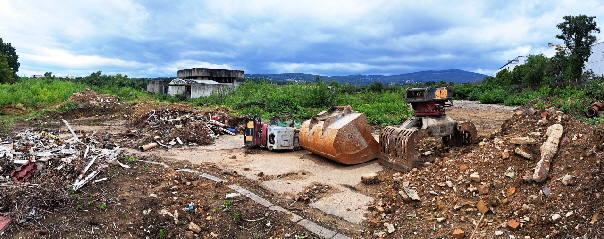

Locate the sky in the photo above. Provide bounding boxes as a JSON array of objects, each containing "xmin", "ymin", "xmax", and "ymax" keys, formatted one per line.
[{"xmin": 2, "ymin": 0, "xmax": 604, "ymax": 78}]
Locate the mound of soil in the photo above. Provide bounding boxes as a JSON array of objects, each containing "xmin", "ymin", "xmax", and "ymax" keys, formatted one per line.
[{"xmin": 367, "ymin": 102, "xmax": 604, "ymax": 238}]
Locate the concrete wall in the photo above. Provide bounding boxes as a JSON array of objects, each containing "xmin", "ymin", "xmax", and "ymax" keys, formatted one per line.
[
  {"xmin": 190, "ymin": 83, "xmax": 234, "ymax": 98},
  {"xmin": 147, "ymin": 81, "xmax": 169, "ymax": 94},
  {"xmin": 168, "ymin": 85, "xmax": 187, "ymax": 96}
]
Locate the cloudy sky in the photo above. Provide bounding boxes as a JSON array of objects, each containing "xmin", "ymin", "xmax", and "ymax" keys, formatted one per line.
[{"xmin": 2, "ymin": 0, "xmax": 604, "ymax": 78}]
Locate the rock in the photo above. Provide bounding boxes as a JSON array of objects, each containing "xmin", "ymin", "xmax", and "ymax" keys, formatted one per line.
[
  {"xmin": 470, "ymin": 172, "xmax": 480, "ymax": 182},
  {"xmin": 533, "ymin": 124, "xmax": 564, "ymax": 182},
  {"xmin": 514, "ymin": 147, "xmax": 533, "ymax": 160},
  {"xmin": 228, "ymin": 155, "xmax": 237, "ymax": 159},
  {"xmin": 361, "ymin": 172, "xmax": 380, "ymax": 184},
  {"xmin": 384, "ymin": 222, "xmax": 395, "ymax": 233},
  {"xmin": 562, "ymin": 174, "xmax": 575, "ymax": 186},
  {"xmin": 507, "ymin": 187, "xmax": 516, "ymax": 197},
  {"xmin": 459, "ymin": 164, "xmax": 469, "ymax": 172},
  {"xmin": 398, "ymin": 190, "xmax": 412, "ymax": 203},
  {"xmin": 502, "ymin": 150, "xmax": 510, "ymax": 159},
  {"xmin": 495, "ymin": 230, "xmax": 504, "ymax": 236},
  {"xmin": 477, "ymin": 183, "xmax": 490, "ymax": 194},
  {"xmin": 446, "ymin": 180, "xmax": 454, "ymax": 187},
  {"xmin": 452, "ymin": 228, "xmax": 466, "ymax": 238},
  {"xmin": 551, "ymin": 213, "xmax": 561, "ymax": 222},
  {"xmin": 185, "ymin": 230, "xmax": 195, "ymax": 239},
  {"xmin": 477, "ymin": 200, "xmax": 489, "ymax": 214},
  {"xmin": 507, "ymin": 219, "xmax": 520, "ymax": 230},
  {"xmin": 188, "ymin": 222, "xmax": 202, "ymax": 233},
  {"xmin": 225, "ymin": 193, "xmax": 241, "ymax": 199},
  {"xmin": 403, "ymin": 188, "xmax": 421, "ymax": 201},
  {"xmin": 510, "ymin": 137, "xmax": 537, "ymax": 145},
  {"xmin": 436, "ymin": 217, "xmax": 446, "ymax": 222}
]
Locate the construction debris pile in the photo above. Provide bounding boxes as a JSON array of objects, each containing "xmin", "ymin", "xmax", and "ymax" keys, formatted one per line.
[
  {"xmin": 367, "ymin": 102, "xmax": 604, "ymax": 238},
  {"xmin": 127, "ymin": 108, "xmax": 244, "ymax": 149},
  {"xmin": 0, "ymin": 120, "xmax": 125, "ymax": 231},
  {"xmin": 55, "ymin": 88, "xmax": 127, "ymax": 120}
]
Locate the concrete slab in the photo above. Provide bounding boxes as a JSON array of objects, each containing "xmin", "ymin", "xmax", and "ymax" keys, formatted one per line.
[{"xmin": 128, "ymin": 134, "xmax": 384, "ymax": 225}]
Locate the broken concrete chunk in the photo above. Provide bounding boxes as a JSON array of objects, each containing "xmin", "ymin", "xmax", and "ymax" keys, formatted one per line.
[
  {"xmin": 562, "ymin": 174, "xmax": 575, "ymax": 186},
  {"xmin": 510, "ymin": 137, "xmax": 537, "ymax": 145},
  {"xmin": 189, "ymin": 222, "xmax": 202, "ymax": 233},
  {"xmin": 361, "ymin": 172, "xmax": 380, "ymax": 184},
  {"xmin": 533, "ymin": 124, "xmax": 564, "ymax": 182},
  {"xmin": 469, "ymin": 172, "xmax": 480, "ymax": 182},
  {"xmin": 384, "ymin": 222, "xmax": 395, "ymax": 233},
  {"xmin": 514, "ymin": 147, "xmax": 533, "ymax": 160},
  {"xmin": 403, "ymin": 188, "xmax": 420, "ymax": 201}
]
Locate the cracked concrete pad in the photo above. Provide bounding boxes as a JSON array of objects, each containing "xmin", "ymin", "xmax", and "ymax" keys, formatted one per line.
[{"xmin": 309, "ymin": 188, "xmax": 374, "ymax": 224}]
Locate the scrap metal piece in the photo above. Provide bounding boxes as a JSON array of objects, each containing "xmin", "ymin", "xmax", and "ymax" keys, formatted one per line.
[
  {"xmin": 299, "ymin": 105, "xmax": 380, "ymax": 165},
  {"xmin": 586, "ymin": 102, "xmax": 603, "ymax": 118}
]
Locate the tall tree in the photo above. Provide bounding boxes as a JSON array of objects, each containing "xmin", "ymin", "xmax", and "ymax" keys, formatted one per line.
[
  {"xmin": 0, "ymin": 38, "xmax": 19, "ymax": 80},
  {"xmin": 555, "ymin": 15, "xmax": 600, "ymax": 83},
  {"xmin": 0, "ymin": 55, "xmax": 14, "ymax": 84}
]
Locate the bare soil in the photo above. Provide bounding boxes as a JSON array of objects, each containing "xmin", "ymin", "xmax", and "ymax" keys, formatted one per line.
[{"xmin": 1, "ymin": 90, "xmax": 603, "ymax": 239}]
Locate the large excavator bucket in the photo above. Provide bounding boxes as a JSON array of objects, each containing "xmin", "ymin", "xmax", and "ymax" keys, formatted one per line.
[
  {"xmin": 379, "ymin": 116, "xmax": 478, "ymax": 171},
  {"xmin": 299, "ymin": 105, "xmax": 380, "ymax": 165}
]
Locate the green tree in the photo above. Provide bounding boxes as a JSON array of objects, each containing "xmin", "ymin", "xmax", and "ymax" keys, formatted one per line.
[
  {"xmin": 0, "ymin": 38, "xmax": 19, "ymax": 80},
  {"xmin": 521, "ymin": 54, "xmax": 548, "ymax": 87},
  {"xmin": 556, "ymin": 15, "xmax": 600, "ymax": 83},
  {"xmin": 0, "ymin": 55, "xmax": 14, "ymax": 84}
]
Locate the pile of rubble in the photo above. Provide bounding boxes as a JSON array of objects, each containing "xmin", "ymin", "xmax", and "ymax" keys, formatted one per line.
[
  {"xmin": 367, "ymin": 103, "xmax": 604, "ymax": 238},
  {"xmin": 56, "ymin": 88, "xmax": 127, "ymax": 120},
  {"xmin": 0, "ymin": 120, "xmax": 127, "ymax": 232},
  {"xmin": 126, "ymin": 107, "xmax": 244, "ymax": 149}
]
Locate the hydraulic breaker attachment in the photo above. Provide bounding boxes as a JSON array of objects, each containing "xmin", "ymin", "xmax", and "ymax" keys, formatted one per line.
[
  {"xmin": 378, "ymin": 86, "xmax": 477, "ymax": 171},
  {"xmin": 299, "ymin": 105, "xmax": 380, "ymax": 165}
]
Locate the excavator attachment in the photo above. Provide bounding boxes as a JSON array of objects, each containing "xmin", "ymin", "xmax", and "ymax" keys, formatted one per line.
[
  {"xmin": 379, "ymin": 86, "xmax": 477, "ymax": 171},
  {"xmin": 299, "ymin": 105, "xmax": 380, "ymax": 165}
]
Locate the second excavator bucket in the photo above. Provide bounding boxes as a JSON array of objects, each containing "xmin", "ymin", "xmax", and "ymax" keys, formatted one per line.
[
  {"xmin": 379, "ymin": 116, "xmax": 478, "ymax": 171},
  {"xmin": 299, "ymin": 105, "xmax": 380, "ymax": 165}
]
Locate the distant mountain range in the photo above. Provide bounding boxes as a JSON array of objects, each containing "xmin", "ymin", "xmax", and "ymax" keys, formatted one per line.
[{"xmin": 245, "ymin": 69, "xmax": 488, "ymax": 86}]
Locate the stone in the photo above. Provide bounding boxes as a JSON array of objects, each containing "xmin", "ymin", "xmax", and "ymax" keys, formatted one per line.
[
  {"xmin": 188, "ymin": 222, "xmax": 202, "ymax": 233},
  {"xmin": 507, "ymin": 219, "xmax": 520, "ymax": 230},
  {"xmin": 403, "ymin": 188, "xmax": 421, "ymax": 201},
  {"xmin": 510, "ymin": 137, "xmax": 536, "ymax": 145},
  {"xmin": 514, "ymin": 147, "xmax": 533, "ymax": 160},
  {"xmin": 361, "ymin": 172, "xmax": 380, "ymax": 184},
  {"xmin": 452, "ymin": 228, "xmax": 466, "ymax": 238},
  {"xmin": 384, "ymin": 222, "xmax": 395, "ymax": 233},
  {"xmin": 533, "ymin": 124, "xmax": 564, "ymax": 182},
  {"xmin": 502, "ymin": 150, "xmax": 510, "ymax": 159},
  {"xmin": 495, "ymin": 230, "xmax": 504, "ymax": 236},
  {"xmin": 470, "ymin": 172, "xmax": 480, "ymax": 182},
  {"xmin": 477, "ymin": 183, "xmax": 490, "ymax": 194},
  {"xmin": 225, "ymin": 193, "xmax": 241, "ymax": 199},
  {"xmin": 398, "ymin": 190, "xmax": 412, "ymax": 203},
  {"xmin": 459, "ymin": 164, "xmax": 469, "ymax": 172},
  {"xmin": 562, "ymin": 174, "xmax": 575, "ymax": 186},
  {"xmin": 552, "ymin": 214, "xmax": 561, "ymax": 222},
  {"xmin": 185, "ymin": 231, "xmax": 195, "ymax": 239}
]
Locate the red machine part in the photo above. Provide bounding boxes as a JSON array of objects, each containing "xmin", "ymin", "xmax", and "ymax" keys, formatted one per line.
[
  {"xmin": 244, "ymin": 116, "xmax": 268, "ymax": 148},
  {"xmin": 10, "ymin": 160, "xmax": 37, "ymax": 182},
  {"xmin": 411, "ymin": 101, "xmax": 447, "ymax": 116}
]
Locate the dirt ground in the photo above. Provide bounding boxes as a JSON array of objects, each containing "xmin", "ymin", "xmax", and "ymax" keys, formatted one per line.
[{"xmin": 1, "ymin": 90, "xmax": 603, "ymax": 238}]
